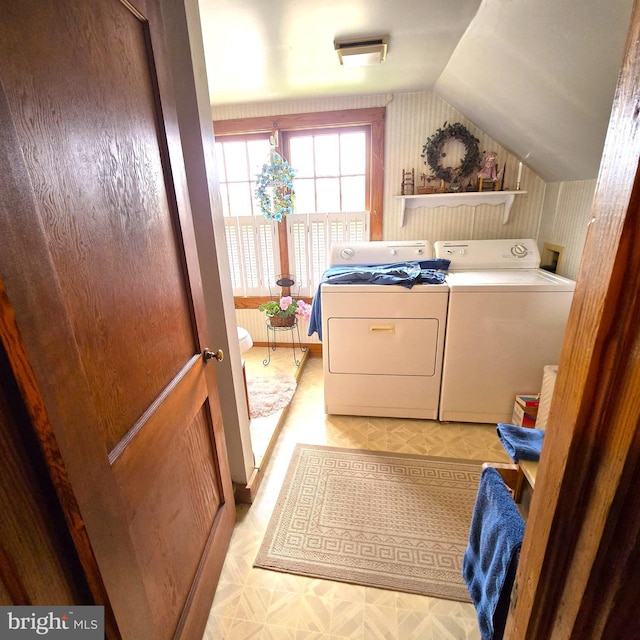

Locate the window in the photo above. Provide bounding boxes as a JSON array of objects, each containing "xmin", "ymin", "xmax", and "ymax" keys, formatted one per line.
[
  {"xmin": 216, "ymin": 135, "xmax": 280, "ymax": 296},
  {"xmin": 284, "ymin": 128, "xmax": 369, "ymax": 296},
  {"xmin": 213, "ymin": 108, "xmax": 385, "ymax": 300}
]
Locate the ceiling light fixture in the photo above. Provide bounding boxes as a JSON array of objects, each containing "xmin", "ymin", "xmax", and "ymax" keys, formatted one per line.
[{"xmin": 334, "ymin": 36, "xmax": 388, "ymax": 67}]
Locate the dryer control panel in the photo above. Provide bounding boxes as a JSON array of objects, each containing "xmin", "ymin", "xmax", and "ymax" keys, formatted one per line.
[
  {"xmin": 433, "ymin": 239, "xmax": 541, "ymax": 270},
  {"xmin": 330, "ymin": 240, "xmax": 431, "ymax": 266}
]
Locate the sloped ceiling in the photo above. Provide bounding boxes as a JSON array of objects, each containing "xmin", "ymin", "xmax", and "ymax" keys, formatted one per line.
[
  {"xmin": 198, "ymin": 0, "xmax": 634, "ymax": 182},
  {"xmin": 436, "ymin": 0, "xmax": 634, "ymax": 182}
]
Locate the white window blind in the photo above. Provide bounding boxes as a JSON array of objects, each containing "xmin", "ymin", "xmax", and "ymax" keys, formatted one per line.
[
  {"xmin": 217, "ymin": 137, "xmax": 279, "ymax": 296},
  {"xmin": 224, "ymin": 217, "xmax": 279, "ymax": 296},
  {"xmin": 216, "ymin": 126, "xmax": 373, "ymax": 298},
  {"xmin": 288, "ymin": 211, "xmax": 369, "ymax": 297},
  {"xmin": 285, "ymin": 128, "xmax": 369, "ymax": 297}
]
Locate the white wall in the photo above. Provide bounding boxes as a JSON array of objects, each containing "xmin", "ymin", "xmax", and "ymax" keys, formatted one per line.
[{"xmin": 435, "ymin": 0, "xmax": 631, "ymax": 183}]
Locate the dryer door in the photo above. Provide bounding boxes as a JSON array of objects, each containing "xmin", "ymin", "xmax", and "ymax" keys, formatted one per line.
[{"xmin": 327, "ymin": 317, "xmax": 439, "ymax": 376}]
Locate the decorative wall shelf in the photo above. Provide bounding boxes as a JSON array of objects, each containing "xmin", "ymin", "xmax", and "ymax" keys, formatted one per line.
[{"xmin": 395, "ymin": 190, "xmax": 527, "ymax": 226}]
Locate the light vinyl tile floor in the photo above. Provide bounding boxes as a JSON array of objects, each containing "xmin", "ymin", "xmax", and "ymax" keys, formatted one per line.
[{"xmin": 204, "ymin": 354, "xmax": 511, "ymax": 640}]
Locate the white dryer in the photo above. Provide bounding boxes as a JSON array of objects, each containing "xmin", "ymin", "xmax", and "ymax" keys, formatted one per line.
[
  {"xmin": 322, "ymin": 241, "xmax": 449, "ymax": 419},
  {"xmin": 434, "ymin": 239, "xmax": 576, "ymax": 424}
]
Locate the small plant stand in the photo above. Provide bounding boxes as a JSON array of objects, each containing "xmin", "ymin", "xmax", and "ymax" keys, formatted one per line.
[{"xmin": 263, "ymin": 319, "xmax": 308, "ymax": 367}]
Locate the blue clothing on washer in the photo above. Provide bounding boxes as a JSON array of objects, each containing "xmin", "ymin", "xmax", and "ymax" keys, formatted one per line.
[{"xmin": 307, "ymin": 259, "xmax": 450, "ymax": 340}]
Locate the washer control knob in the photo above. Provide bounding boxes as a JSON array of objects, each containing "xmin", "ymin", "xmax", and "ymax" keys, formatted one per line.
[
  {"xmin": 340, "ymin": 248, "xmax": 355, "ymax": 260},
  {"xmin": 390, "ymin": 248, "xmax": 398, "ymax": 255},
  {"xmin": 416, "ymin": 248, "xmax": 424, "ymax": 255},
  {"xmin": 511, "ymin": 243, "xmax": 528, "ymax": 257}
]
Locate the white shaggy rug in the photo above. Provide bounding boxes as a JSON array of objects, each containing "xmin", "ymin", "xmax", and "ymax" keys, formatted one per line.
[{"xmin": 247, "ymin": 372, "xmax": 297, "ymax": 419}]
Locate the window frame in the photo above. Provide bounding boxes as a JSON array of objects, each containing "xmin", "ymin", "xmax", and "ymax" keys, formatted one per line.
[{"xmin": 213, "ymin": 107, "xmax": 385, "ymax": 305}]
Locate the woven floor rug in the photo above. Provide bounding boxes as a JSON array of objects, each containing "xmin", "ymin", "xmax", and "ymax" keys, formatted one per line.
[{"xmin": 254, "ymin": 444, "xmax": 482, "ymax": 601}]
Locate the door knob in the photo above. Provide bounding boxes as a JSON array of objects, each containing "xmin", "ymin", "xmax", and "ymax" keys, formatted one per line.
[{"xmin": 203, "ymin": 348, "xmax": 224, "ymax": 363}]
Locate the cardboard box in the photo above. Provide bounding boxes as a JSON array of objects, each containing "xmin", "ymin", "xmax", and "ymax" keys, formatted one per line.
[{"xmin": 512, "ymin": 402, "xmax": 537, "ymax": 428}]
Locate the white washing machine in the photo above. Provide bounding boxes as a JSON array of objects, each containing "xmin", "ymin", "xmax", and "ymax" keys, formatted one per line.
[
  {"xmin": 322, "ymin": 241, "xmax": 449, "ymax": 419},
  {"xmin": 434, "ymin": 239, "xmax": 576, "ymax": 424}
]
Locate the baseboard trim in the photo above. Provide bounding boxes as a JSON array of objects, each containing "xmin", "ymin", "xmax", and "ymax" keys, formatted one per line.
[
  {"xmin": 233, "ymin": 349, "xmax": 311, "ymax": 503},
  {"xmin": 251, "ymin": 342, "xmax": 322, "ymax": 357}
]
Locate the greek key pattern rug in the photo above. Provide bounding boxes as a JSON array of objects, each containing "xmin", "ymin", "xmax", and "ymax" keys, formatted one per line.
[{"xmin": 254, "ymin": 444, "xmax": 481, "ymax": 601}]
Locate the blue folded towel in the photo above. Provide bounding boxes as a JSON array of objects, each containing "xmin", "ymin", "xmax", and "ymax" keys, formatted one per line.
[
  {"xmin": 496, "ymin": 423, "xmax": 545, "ymax": 463},
  {"xmin": 463, "ymin": 467, "xmax": 525, "ymax": 640}
]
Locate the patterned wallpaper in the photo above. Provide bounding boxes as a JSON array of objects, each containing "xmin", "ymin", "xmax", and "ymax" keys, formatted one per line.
[
  {"xmin": 382, "ymin": 92, "xmax": 546, "ymax": 242},
  {"xmin": 538, "ymin": 179, "xmax": 596, "ymax": 280},
  {"xmin": 213, "ymin": 91, "xmax": 597, "ymax": 342}
]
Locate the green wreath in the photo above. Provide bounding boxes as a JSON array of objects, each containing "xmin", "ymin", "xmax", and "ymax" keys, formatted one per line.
[{"xmin": 421, "ymin": 121, "xmax": 481, "ymax": 183}]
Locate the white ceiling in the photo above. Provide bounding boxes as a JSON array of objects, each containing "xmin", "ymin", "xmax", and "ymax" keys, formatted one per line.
[{"xmin": 197, "ymin": 0, "xmax": 634, "ymax": 182}]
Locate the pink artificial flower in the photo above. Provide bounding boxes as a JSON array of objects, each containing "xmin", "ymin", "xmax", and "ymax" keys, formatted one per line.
[
  {"xmin": 279, "ymin": 296, "xmax": 293, "ymax": 311},
  {"xmin": 295, "ymin": 299, "xmax": 312, "ymax": 321}
]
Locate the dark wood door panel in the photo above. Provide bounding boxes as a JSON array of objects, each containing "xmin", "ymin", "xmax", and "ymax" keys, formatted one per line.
[
  {"xmin": 0, "ymin": 352, "xmax": 87, "ymax": 606},
  {"xmin": 0, "ymin": 1, "xmax": 235, "ymax": 638},
  {"xmin": 110, "ymin": 355, "xmax": 207, "ymax": 469},
  {"xmin": 122, "ymin": 409, "xmax": 223, "ymax": 639},
  {"xmin": 2, "ymin": 0, "xmax": 196, "ymax": 452},
  {"xmin": 111, "ymin": 357, "xmax": 223, "ymax": 534}
]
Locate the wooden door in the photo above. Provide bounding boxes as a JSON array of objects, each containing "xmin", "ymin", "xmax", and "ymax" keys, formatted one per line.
[
  {"xmin": 0, "ymin": 1, "xmax": 235, "ymax": 639},
  {"xmin": 505, "ymin": 1, "xmax": 640, "ymax": 637}
]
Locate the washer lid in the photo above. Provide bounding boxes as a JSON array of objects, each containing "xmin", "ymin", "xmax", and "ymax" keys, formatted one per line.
[
  {"xmin": 434, "ymin": 239, "xmax": 540, "ymax": 269},
  {"xmin": 446, "ymin": 269, "xmax": 576, "ymax": 292}
]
